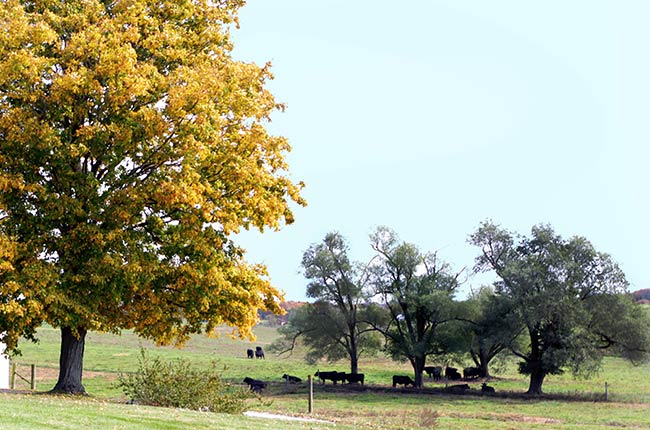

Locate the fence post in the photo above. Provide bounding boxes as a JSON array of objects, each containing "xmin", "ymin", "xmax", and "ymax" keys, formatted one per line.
[
  {"xmin": 605, "ymin": 381, "xmax": 608, "ymax": 401},
  {"xmin": 30, "ymin": 364, "xmax": 35, "ymax": 390},
  {"xmin": 10, "ymin": 363, "xmax": 15, "ymax": 389},
  {"xmin": 308, "ymin": 375, "xmax": 314, "ymax": 414}
]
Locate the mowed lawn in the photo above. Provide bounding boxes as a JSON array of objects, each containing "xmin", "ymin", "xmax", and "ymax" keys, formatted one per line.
[{"xmin": 4, "ymin": 324, "xmax": 650, "ymax": 430}]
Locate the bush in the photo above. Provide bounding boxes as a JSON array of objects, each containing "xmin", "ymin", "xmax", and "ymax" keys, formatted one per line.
[{"xmin": 117, "ymin": 349, "xmax": 253, "ymax": 414}]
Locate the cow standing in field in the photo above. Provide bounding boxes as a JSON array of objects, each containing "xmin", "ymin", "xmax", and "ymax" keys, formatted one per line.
[
  {"xmin": 344, "ymin": 373, "xmax": 365, "ymax": 385},
  {"xmin": 314, "ymin": 370, "xmax": 346, "ymax": 385},
  {"xmin": 463, "ymin": 367, "xmax": 481, "ymax": 380},
  {"xmin": 243, "ymin": 377, "xmax": 267, "ymax": 393},
  {"xmin": 392, "ymin": 375, "xmax": 415, "ymax": 388},
  {"xmin": 246, "ymin": 349, "xmax": 254, "ymax": 359},
  {"xmin": 255, "ymin": 346, "xmax": 265, "ymax": 359},
  {"xmin": 446, "ymin": 367, "xmax": 462, "ymax": 381},
  {"xmin": 424, "ymin": 366, "xmax": 442, "ymax": 381}
]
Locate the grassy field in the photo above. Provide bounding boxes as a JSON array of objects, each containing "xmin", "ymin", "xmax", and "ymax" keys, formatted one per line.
[{"xmin": 4, "ymin": 324, "xmax": 650, "ymax": 429}]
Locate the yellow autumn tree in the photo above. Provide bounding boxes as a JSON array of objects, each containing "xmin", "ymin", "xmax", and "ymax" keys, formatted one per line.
[{"xmin": 0, "ymin": 0, "xmax": 304, "ymax": 394}]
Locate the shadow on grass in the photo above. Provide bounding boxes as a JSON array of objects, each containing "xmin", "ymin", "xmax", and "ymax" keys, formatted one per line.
[{"xmin": 260, "ymin": 381, "xmax": 609, "ymax": 404}]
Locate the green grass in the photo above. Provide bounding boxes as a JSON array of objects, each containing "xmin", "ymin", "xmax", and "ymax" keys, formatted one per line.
[
  {"xmin": 0, "ymin": 394, "xmax": 345, "ymax": 430},
  {"xmin": 7, "ymin": 324, "xmax": 650, "ymax": 429},
  {"xmin": 264, "ymin": 392, "xmax": 650, "ymax": 430}
]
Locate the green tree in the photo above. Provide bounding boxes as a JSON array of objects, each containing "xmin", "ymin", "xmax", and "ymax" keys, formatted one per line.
[
  {"xmin": 366, "ymin": 227, "xmax": 462, "ymax": 388},
  {"xmin": 458, "ymin": 287, "xmax": 521, "ymax": 378},
  {"xmin": 272, "ymin": 232, "xmax": 380, "ymax": 374},
  {"xmin": 0, "ymin": 0, "xmax": 304, "ymax": 394},
  {"xmin": 470, "ymin": 221, "xmax": 650, "ymax": 395}
]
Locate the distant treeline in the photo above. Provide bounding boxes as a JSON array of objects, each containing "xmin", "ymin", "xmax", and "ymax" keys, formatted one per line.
[
  {"xmin": 258, "ymin": 301, "xmax": 306, "ymax": 325},
  {"xmin": 633, "ymin": 289, "xmax": 650, "ymax": 304}
]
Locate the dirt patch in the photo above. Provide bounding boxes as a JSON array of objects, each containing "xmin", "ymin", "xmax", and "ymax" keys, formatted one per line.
[
  {"xmin": 244, "ymin": 411, "xmax": 334, "ymax": 424},
  {"xmin": 315, "ymin": 406, "xmax": 440, "ymax": 428},
  {"xmin": 467, "ymin": 412, "xmax": 562, "ymax": 424},
  {"xmin": 14, "ymin": 365, "xmax": 114, "ymax": 379},
  {"xmin": 10, "ymin": 364, "xmax": 119, "ymax": 391}
]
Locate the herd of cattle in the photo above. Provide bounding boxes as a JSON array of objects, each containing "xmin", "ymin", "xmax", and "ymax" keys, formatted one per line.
[{"xmin": 242, "ymin": 348, "xmax": 495, "ymax": 394}]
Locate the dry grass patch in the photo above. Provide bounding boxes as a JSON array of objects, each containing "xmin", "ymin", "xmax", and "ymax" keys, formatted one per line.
[
  {"xmin": 313, "ymin": 407, "xmax": 440, "ymax": 429},
  {"xmin": 448, "ymin": 411, "xmax": 562, "ymax": 425}
]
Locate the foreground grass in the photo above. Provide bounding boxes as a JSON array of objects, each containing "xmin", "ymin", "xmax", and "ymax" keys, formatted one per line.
[
  {"xmin": 0, "ymin": 393, "xmax": 344, "ymax": 430},
  {"xmin": 2, "ymin": 389, "xmax": 649, "ymax": 430},
  {"xmin": 8, "ymin": 324, "xmax": 650, "ymax": 429},
  {"xmin": 269, "ymin": 390, "xmax": 650, "ymax": 429}
]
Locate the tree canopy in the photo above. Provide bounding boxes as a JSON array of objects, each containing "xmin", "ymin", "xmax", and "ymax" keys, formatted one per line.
[
  {"xmin": 470, "ymin": 221, "xmax": 650, "ymax": 394},
  {"xmin": 0, "ymin": 0, "xmax": 304, "ymax": 393}
]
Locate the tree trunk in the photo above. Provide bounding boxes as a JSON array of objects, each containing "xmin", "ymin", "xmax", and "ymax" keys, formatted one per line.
[
  {"xmin": 526, "ymin": 370, "xmax": 545, "ymax": 395},
  {"xmin": 526, "ymin": 327, "xmax": 545, "ymax": 395},
  {"xmin": 478, "ymin": 349, "xmax": 491, "ymax": 378},
  {"xmin": 349, "ymin": 329, "xmax": 359, "ymax": 374},
  {"xmin": 51, "ymin": 327, "xmax": 87, "ymax": 394},
  {"xmin": 413, "ymin": 355, "xmax": 426, "ymax": 388},
  {"xmin": 350, "ymin": 353, "xmax": 359, "ymax": 374},
  {"xmin": 478, "ymin": 360, "xmax": 490, "ymax": 378}
]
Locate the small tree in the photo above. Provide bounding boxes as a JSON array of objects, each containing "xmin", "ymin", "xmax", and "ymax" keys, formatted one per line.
[
  {"xmin": 470, "ymin": 221, "xmax": 650, "ymax": 395},
  {"xmin": 272, "ymin": 232, "xmax": 380, "ymax": 373},
  {"xmin": 366, "ymin": 227, "xmax": 462, "ymax": 388},
  {"xmin": 458, "ymin": 287, "xmax": 521, "ymax": 378}
]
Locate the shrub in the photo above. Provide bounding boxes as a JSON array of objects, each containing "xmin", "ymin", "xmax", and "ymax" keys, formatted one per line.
[{"xmin": 117, "ymin": 349, "xmax": 253, "ymax": 413}]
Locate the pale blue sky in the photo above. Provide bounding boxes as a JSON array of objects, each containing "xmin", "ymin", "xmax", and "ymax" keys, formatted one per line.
[{"xmin": 232, "ymin": 1, "xmax": 650, "ymax": 301}]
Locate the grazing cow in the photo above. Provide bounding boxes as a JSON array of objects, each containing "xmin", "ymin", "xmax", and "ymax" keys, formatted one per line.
[
  {"xmin": 243, "ymin": 377, "xmax": 267, "ymax": 393},
  {"xmin": 282, "ymin": 374, "xmax": 302, "ymax": 384},
  {"xmin": 463, "ymin": 367, "xmax": 481, "ymax": 380},
  {"xmin": 344, "ymin": 373, "xmax": 365, "ymax": 385},
  {"xmin": 392, "ymin": 375, "xmax": 415, "ymax": 388},
  {"xmin": 255, "ymin": 346, "xmax": 265, "ymax": 359},
  {"xmin": 314, "ymin": 370, "xmax": 347, "ymax": 385},
  {"xmin": 424, "ymin": 366, "xmax": 442, "ymax": 381},
  {"xmin": 246, "ymin": 349, "xmax": 254, "ymax": 359},
  {"xmin": 445, "ymin": 367, "xmax": 462, "ymax": 381},
  {"xmin": 481, "ymin": 383, "xmax": 495, "ymax": 393},
  {"xmin": 447, "ymin": 383, "xmax": 471, "ymax": 393}
]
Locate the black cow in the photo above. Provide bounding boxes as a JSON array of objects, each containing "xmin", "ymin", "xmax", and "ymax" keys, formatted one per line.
[
  {"xmin": 447, "ymin": 383, "xmax": 471, "ymax": 393},
  {"xmin": 463, "ymin": 367, "xmax": 481, "ymax": 380},
  {"xmin": 424, "ymin": 366, "xmax": 442, "ymax": 381},
  {"xmin": 243, "ymin": 377, "xmax": 267, "ymax": 393},
  {"xmin": 282, "ymin": 374, "xmax": 302, "ymax": 384},
  {"xmin": 481, "ymin": 383, "xmax": 495, "ymax": 393},
  {"xmin": 392, "ymin": 375, "xmax": 415, "ymax": 388},
  {"xmin": 246, "ymin": 349, "xmax": 254, "ymax": 359},
  {"xmin": 445, "ymin": 367, "xmax": 462, "ymax": 381},
  {"xmin": 314, "ymin": 370, "xmax": 347, "ymax": 385},
  {"xmin": 255, "ymin": 346, "xmax": 265, "ymax": 359},
  {"xmin": 344, "ymin": 373, "xmax": 365, "ymax": 385}
]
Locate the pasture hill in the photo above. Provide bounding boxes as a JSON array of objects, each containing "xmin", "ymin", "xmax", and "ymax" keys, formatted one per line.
[
  {"xmin": 633, "ymin": 288, "xmax": 650, "ymax": 304},
  {"xmin": 4, "ymin": 323, "xmax": 650, "ymax": 430},
  {"xmin": 258, "ymin": 301, "xmax": 307, "ymax": 326}
]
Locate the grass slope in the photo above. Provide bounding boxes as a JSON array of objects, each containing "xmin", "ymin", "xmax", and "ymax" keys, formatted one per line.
[
  {"xmin": 0, "ymin": 394, "xmax": 345, "ymax": 430},
  {"xmin": 7, "ymin": 324, "xmax": 650, "ymax": 429}
]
